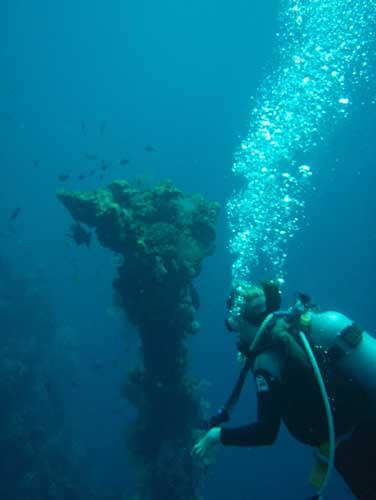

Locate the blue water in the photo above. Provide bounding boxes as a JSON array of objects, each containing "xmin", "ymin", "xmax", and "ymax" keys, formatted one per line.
[{"xmin": 0, "ymin": 1, "xmax": 375, "ymax": 499}]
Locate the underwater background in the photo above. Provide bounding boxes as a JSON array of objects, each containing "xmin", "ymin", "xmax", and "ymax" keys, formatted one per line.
[{"xmin": 0, "ymin": 1, "xmax": 375, "ymax": 499}]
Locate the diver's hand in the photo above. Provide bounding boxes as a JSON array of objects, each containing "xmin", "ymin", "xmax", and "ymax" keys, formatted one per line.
[{"xmin": 191, "ymin": 427, "xmax": 221, "ymax": 464}]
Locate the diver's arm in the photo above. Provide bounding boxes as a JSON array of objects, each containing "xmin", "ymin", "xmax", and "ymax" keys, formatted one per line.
[{"xmin": 220, "ymin": 369, "xmax": 282, "ymax": 446}]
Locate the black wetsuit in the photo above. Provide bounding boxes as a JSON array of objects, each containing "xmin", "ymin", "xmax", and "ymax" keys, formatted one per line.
[{"xmin": 220, "ymin": 347, "xmax": 376, "ymax": 499}]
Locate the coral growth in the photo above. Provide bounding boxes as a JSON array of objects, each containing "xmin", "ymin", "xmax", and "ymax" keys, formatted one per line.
[
  {"xmin": 0, "ymin": 253, "xmax": 85, "ymax": 500},
  {"xmin": 58, "ymin": 179, "xmax": 219, "ymax": 500}
]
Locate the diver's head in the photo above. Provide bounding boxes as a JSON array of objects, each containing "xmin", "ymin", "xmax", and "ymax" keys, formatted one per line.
[{"xmin": 225, "ymin": 280, "xmax": 281, "ymax": 352}]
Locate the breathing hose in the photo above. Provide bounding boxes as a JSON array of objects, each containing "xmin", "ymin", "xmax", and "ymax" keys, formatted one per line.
[{"xmin": 299, "ymin": 331, "xmax": 335, "ymax": 498}]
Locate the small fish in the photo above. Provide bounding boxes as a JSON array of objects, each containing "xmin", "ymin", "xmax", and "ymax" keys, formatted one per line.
[
  {"xmin": 78, "ymin": 173, "xmax": 86, "ymax": 180},
  {"xmin": 134, "ymin": 175, "xmax": 154, "ymax": 190},
  {"xmin": 99, "ymin": 122, "xmax": 105, "ymax": 133},
  {"xmin": 101, "ymin": 160, "xmax": 108, "ymax": 171},
  {"xmin": 85, "ymin": 153, "xmax": 97, "ymax": 160},
  {"xmin": 81, "ymin": 121, "xmax": 86, "ymax": 131},
  {"xmin": 119, "ymin": 158, "xmax": 130, "ymax": 165},
  {"xmin": 145, "ymin": 145, "xmax": 156, "ymax": 152},
  {"xmin": 92, "ymin": 363, "xmax": 103, "ymax": 372},
  {"xmin": 58, "ymin": 173, "xmax": 70, "ymax": 182},
  {"xmin": 67, "ymin": 222, "xmax": 92, "ymax": 247},
  {"xmin": 9, "ymin": 207, "xmax": 21, "ymax": 222}
]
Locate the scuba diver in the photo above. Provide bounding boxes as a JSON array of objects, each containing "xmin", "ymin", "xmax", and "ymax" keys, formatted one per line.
[{"xmin": 192, "ymin": 281, "xmax": 376, "ymax": 500}]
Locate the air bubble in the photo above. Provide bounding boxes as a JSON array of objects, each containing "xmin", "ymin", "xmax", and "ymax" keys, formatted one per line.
[
  {"xmin": 227, "ymin": 0, "xmax": 375, "ymax": 283},
  {"xmin": 293, "ymin": 55, "xmax": 303, "ymax": 64}
]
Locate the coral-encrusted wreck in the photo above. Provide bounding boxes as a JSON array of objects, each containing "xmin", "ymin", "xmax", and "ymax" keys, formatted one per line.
[{"xmin": 58, "ymin": 180, "xmax": 219, "ymax": 500}]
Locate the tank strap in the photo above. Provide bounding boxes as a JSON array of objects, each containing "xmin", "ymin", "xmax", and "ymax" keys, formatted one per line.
[{"xmin": 327, "ymin": 323, "xmax": 363, "ymax": 364}]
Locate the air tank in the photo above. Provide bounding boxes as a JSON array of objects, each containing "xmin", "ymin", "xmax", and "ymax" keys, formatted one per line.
[{"xmin": 309, "ymin": 311, "xmax": 376, "ymax": 410}]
